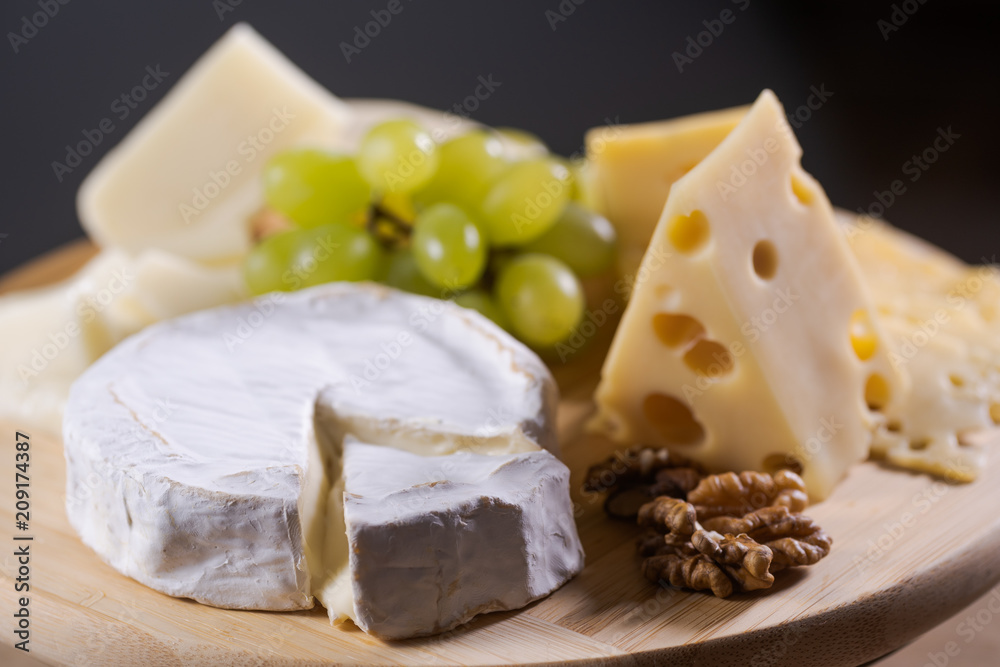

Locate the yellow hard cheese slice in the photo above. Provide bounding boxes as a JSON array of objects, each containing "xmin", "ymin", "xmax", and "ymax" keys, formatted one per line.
[
  {"xmin": 77, "ymin": 23, "xmax": 352, "ymax": 263},
  {"xmin": 842, "ymin": 213, "xmax": 1000, "ymax": 481},
  {"xmin": 590, "ymin": 90, "xmax": 903, "ymax": 500},
  {"xmin": 584, "ymin": 104, "xmax": 746, "ymax": 275}
]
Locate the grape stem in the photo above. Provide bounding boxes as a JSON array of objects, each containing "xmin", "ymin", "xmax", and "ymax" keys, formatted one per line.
[
  {"xmin": 371, "ymin": 204, "xmax": 413, "ymax": 234},
  {"xmin": 366, "ymin": 202, "xmax": 415, "ymax": 250},
  {"xmin": 363, "ymin": 200, "xmax": 506, "ymax": 293}
]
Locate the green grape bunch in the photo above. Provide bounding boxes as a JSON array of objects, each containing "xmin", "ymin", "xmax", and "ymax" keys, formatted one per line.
[{"xmin": 242, "ymin": 116, "xmax": 618, "ymax": 354}]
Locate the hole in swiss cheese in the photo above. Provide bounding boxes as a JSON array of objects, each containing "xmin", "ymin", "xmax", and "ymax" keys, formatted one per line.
[
  {"xmin": 865, "ymin": 373, "xmax": 890, "ymax": 410},
  {"xmin": 752, "ymin": 240, "xmax": 778, "ymax": 280},
  {"xmin": 642, "ymin": 393, "xmax": 705, "ymax": 446},
  {"xmin": 667, "ymin": 210, "xmax": 710, "ymax": 255},
  {"xmin": 683, "ymin": 339, "xmax": 734, "ymax": 378},
  {"xmin": 849, "ymin": 309, "xmax": 878, "ymax": 361},
  {"xmin": 790, "ymin": 175, "xmax": 814, "ymax": 205},
  {"xmin": 652, "ymin": 313, "xmax": 705, "ymax": 349}
]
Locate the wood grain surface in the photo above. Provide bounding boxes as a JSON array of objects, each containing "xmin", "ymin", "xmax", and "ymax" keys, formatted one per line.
[{"xmin": 1, "ymin": 242, "xmax": 999, "ymax": 666}]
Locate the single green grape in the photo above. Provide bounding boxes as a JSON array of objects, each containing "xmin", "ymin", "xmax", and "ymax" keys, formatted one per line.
[
  {"xmin": 522, "ymin": 202, "xmax": 617, "ymax": 277},
  {"xmin": 263, "ymin": 150, "xmax": 370, "ymax": 229},
  {"xmin": 287, "ymin": 222, "xmax": 383, "ymax": 289},
  {"xmin": 243, "ymin": 229, "xmax": 303, "ymax": 295},
  {"xmin": 453, "ymin": 290, "xmax": 510, "ymax": 330},
  {"xmin": 358, "ymin": 119, "xmax": 439, "ymax": 194},
  {"xmin": 415, "ymin": 131, "xmax": 508, "ymax": 213},
  {"xmin": 480, "ymin": 158, "xmax": 571, "ymax": 246},
  {"xmin": 412, "ymin": 203, "xmax": 488, "ymax": 290},
  {"xmin": 382, "ymin": 248, "xmax": 440, "ymax": 298},
  {"xmin": 496, "ymin": 254, "xmax": 584, "ymax": 347}
]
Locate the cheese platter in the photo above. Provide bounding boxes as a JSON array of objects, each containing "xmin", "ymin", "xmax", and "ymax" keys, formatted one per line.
[
  {"xmin": 2, "ymin": 22, "xmax": 1000, "ymax": 667},
  {"xmin": 2, "ymin": 243, "xmax": 1000, "ymax": 665}
]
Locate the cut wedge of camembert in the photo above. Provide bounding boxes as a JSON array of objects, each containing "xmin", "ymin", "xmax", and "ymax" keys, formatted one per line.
[
  {"xmin": 63, "ymin": 283, "xmax": 582, "ymax": 638},
  {"xmin": 330, "ymin": 437, "xmax": 580, "ymax": 638}
]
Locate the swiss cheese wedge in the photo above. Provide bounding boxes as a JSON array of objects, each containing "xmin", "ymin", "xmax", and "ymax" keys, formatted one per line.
[{"xmin": 591, "ymin": 90, "xmax": 903, "ymax": 500}]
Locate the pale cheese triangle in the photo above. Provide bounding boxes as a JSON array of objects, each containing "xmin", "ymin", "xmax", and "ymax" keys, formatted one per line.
[{"xmin": 77, "ymin": 23, "xmax": 352, "ymax": 262}]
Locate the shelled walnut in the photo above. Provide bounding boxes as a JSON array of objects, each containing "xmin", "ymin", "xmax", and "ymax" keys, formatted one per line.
[
  {"xmin": 688, "ymin": 470, "xmax": 808, "ymax": 519},
  {"xmin": 702, "ymin": 506, "xmax": 832, "ymax": 572},
  {"xmin": 638, "ymin": 496, "xmax": 698, "ymax": 536},
  {"xmin": 592, "ymin": 447, "xmax": 832, "ymax": 599},
  {"xmin": 584, "ymin": 446, "xmax": 702, "ymax": 493},
  {"xmin": 584, "ymin": 446, "xmax": 705, "ymax": 520},
  {"xmin": 643, "ymin": 553, "xmax": 735, "ymax": 598}
]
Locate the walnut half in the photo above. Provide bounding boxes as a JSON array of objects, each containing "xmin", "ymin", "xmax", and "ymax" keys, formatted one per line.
[
  {"xmin": 691, "ymin": 531, "xmax": 774, "ymax": 592},
  {"xmin": 702, "ymin": 506, "xmax": 832, "ymax": 572},
  {"xmin": 584, "ymin": 446, "xmax": 702, "ymax": 493},
  {"xmin": 643, "ymin": 553, "xmax": 735, "ymax": 599},
  {"xmin": 637, "ymin": 496, "xmax": 698, "ymax": 537},
  {"xmin": 687, "ymin": 470, "xmax": 809, "ymax": 519},
  {"xmin": 633, "ymin": 469, "xmax": 832, "ymax": 598}
]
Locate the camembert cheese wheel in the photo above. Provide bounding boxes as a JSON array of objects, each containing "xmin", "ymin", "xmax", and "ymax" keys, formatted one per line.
[{"xmin": 63, "ymin": 283, "xmax": 583, "ymax": 639}]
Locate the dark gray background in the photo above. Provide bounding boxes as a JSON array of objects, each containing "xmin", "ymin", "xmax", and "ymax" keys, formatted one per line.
[{"xmin": 0, "ymin": 0, "xmax": 997, "ymax": 276}]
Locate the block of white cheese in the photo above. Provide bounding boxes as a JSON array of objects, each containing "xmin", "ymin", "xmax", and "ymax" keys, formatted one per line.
[
  {"xmin": 590, "ymin": 90, "xmax": 903, "ymax": 500},
  {"xmin": 840, "ymin": 212, "xmax": 1000, "ymax": 480},
  {"xmin": 584, "ymin": 105, "xmax": 747, "ymax": 275},
  {"xmin": 82, "ymin": 248, "xmax": 246, "ymax": 359},
  {"xmin": 77, "ymin": 23, "xmax": 353, "ymax": 263},
  {"xmin": 63, "ymin": 283, "xmax": 581, "ymax": 637},
  {"xmin": 330, "ymin": 438, "xmax": 581, "ymax": 639},
  {"xmin": 0, "ymin": 249, "xmax": 244, "ymax": 431},
  {"xmin": 0, "ymin": 251, "xmax": 125, "ymax": 430}
]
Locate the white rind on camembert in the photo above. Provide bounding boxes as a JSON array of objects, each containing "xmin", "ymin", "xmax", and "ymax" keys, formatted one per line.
[{"xmin": 336, "ymin": 438, "xmax": 581, "ymax": 638}]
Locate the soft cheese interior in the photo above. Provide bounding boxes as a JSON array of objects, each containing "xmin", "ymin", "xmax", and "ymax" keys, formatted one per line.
[{"xmin": 63, "ymin": 283, "xmax": 582, "ymax": 638}]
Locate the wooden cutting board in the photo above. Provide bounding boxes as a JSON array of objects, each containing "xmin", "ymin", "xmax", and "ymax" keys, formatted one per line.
[{"xmin": 2, "ymin": 241, "xmax": 999, "ymax": 666}]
